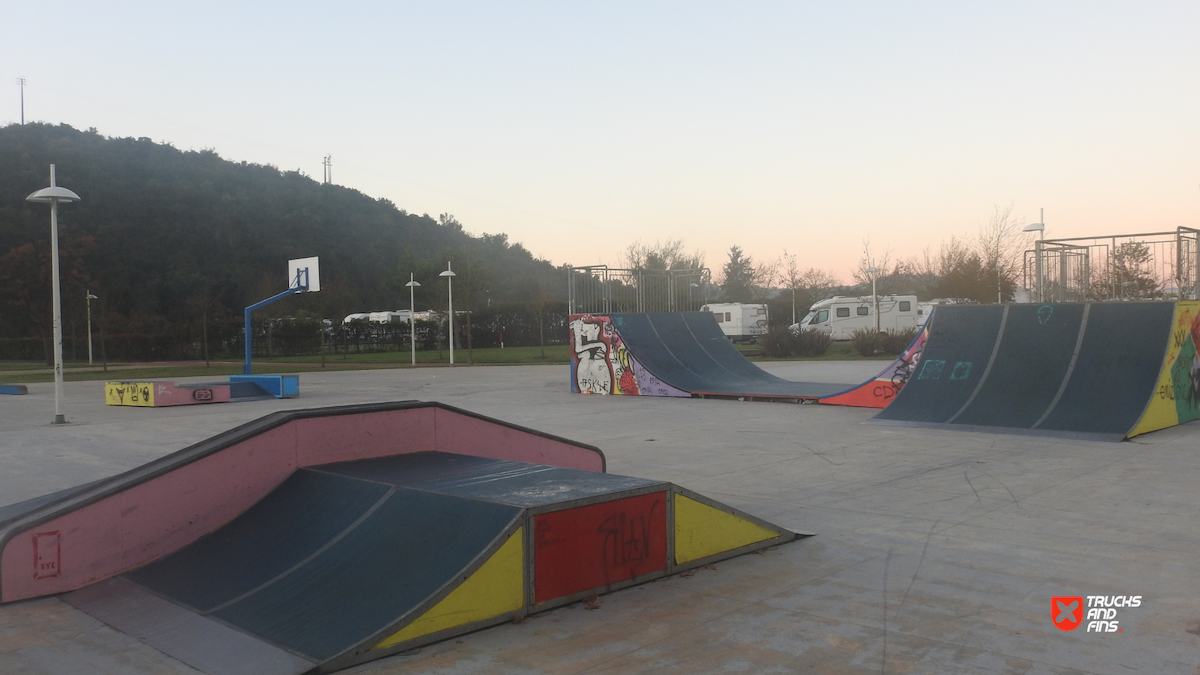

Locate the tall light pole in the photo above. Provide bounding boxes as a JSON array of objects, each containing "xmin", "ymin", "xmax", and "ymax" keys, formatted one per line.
[
  {"xmin": 440, "ymin": 262, "xmax": 457, "ymax": 365},
  {"xmin": 16, "ymin": 77, "xmax": 26, "ymax": 125},
  {"xmin": 1024, "ymin": 209, "xmax": 1046, "ymax": 302},
  {"xmin": 26, "ymin": 165, "xmax": 80, "ymax": 424},
  {"xmin": 86, "ymin": 291, "xmax": 98, "ymax": 364},
  {"xmin": 866, "ymin": 267, "xmax": 880, "ymax": 333},
  {"xmin": 405, "ymin": 273, "xmax": 421, "ymax": 366}
]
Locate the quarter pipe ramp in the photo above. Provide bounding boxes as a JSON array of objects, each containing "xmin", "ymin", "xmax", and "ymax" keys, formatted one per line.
[
  {"xmin": 569, "ymin": 312, "xmax": 854, "ymax": 401},
  {"xmin": 870, "ymin": 301, "xmax": 1200, "ymax": 441}
]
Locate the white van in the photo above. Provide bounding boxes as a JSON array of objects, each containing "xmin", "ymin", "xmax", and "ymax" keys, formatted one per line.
[
  {"xmin": 790, "ymin": 295, "xmax": 920, "ymax": 340},
  {"xmin": 700, "ymin": 303, "xmax": 769, "ymax": 342}
]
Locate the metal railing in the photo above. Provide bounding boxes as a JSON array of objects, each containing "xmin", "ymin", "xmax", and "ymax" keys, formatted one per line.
[
  {"xmin": 1024, "ymin": 227, "xmax": 1200, "ymax": 302},
  {"xmin": 567, "ymin": 266, "xmax": 712, "ymax": 314}
]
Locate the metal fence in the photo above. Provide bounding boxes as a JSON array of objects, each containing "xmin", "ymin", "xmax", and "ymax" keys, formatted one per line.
[
  {"xmin": 567, "ymin": 266, "xmax": 712, "ymax": 314},
  {"xmin": 1023, "ymin": 227, "xmax": 1200, "ymax": 302}
]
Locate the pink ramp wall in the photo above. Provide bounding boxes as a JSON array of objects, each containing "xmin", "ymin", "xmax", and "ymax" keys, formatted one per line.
[{"xmin": 0, "ymin": 402, "xmax": 604, "ymax": 603}]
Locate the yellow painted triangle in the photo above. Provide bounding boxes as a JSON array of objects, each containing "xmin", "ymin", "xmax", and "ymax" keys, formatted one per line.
[
  {"xmin": 374, "ymin": 526, "xmax": 524, "ymax": 649},
  {"xmin": 674, "ymin": 494, "xmax": 779, "ymax": 565}
]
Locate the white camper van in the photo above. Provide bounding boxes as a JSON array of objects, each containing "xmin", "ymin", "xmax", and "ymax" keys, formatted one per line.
[
  {"xmin": 701, "ymin": 303, "xmax": 769, "ymax": 342},
  {"xmin": 790, "ymin": 295, "xmax": 920, "ymax": 340}
]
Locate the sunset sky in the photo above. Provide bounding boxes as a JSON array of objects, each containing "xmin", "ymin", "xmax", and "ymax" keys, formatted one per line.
[{"xmin": 5, "ymin": 2, "xmax": 1198, "ymax": 282}]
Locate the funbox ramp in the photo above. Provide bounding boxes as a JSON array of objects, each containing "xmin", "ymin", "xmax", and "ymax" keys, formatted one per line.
[
  {"xmin": 870, "ymin": 301, "xmax": 1200, "ymax": 441},
  {"xmin": 570, "ymin": 312, "xmax": 855, "ymax": 401},
  {"xmin": 0, "ymin": 402, "xmax": 798, "ymax": 675},
  {"xmin": 105, "ymin": 375, "xmax": 299, "ymax": 407}
]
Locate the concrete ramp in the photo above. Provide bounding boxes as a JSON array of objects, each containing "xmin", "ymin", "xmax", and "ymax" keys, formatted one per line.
[
  {"xmin": 0, "ymin": 401, "xmax": 605, "ymax": 605},
  {"xmin": 0, "ymin": 403, "xmax": 798, "ymax": 674},
  {"xmin": 570, "ymin": 312, "xmax": 853, "ymax": 401},
  {"xmin": 64, "ymin": 453, "xmax": 795, "ymax": 674},
  {"xmin": 871, "ymin": 301, "xmax": 1200, "ymax": 440},
  {"xmin": 106, "ymin": 375, "xmax": 298, "ymax": 407}
]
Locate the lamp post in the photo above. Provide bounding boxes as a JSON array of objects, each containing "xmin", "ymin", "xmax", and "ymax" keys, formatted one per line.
[
  {"xmin": 865, "ymin": 267, "xmax": 880, "ymax": 333},
  {"xmin": 26, "ymin": 165, "xmax": 81, "ymax": 425},
  {"xmin": 1024, "ymin": 209, "xmax": 1046, "ymax": 302},
  {"xmin": 86, "ymin": 291, "xmax": 98, "ymax": 364},
  {"xmin": 405, "ymin": 273, "xmax": 421, "ymax": 366},
  {"xmin": 440, "ymin": 262, "xmax": 456, "ymax": 365}
]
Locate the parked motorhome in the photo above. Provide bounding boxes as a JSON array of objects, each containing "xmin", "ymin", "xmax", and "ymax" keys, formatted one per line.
[
  {"xmin": 789, "ymin": 295, "xmax": 920, "ymax": 340},
  {"xmin": 344, "ymin": 310, "xmax": 436, "ymax": 325},
  {"xmin": 700, "ymin": 303, "xmax": 769, "ymax": 342}
]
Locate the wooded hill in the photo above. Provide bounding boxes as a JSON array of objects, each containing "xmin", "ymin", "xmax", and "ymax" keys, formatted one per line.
[{"xmin": 0, "ymin": 123, "xmax": 566, "ymax": 360}]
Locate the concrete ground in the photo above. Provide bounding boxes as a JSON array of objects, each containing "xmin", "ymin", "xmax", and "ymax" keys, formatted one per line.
[{"xmin": 1, "ymin": 361, "xmax": 1198, "ymax": 674}]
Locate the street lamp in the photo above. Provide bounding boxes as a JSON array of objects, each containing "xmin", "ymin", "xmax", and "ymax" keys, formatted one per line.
[
  {"xmin": 26, "ymin": 164, "xmax": 80, "ymax": 425},
  {"xmin": 1024, "ymin": 208, "xmax": 1046, "ymax": 302},
  {"xmin": 440, "ymin": 262, "xmax": 456, "ymax": 365},
  {"xmin": 405, "ymin": 273, "xmax": 421, "ymax": 366},
  {"xmin": 865, "ymin": 267, "xmax": 880, "ymax": 333},
  {"xmin": 86, "ymin": 291, "xmax": 98, "ymax": 364}
]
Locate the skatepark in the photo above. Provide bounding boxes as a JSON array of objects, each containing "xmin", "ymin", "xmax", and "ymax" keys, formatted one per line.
[{"xmin": 2, "ymin": 352, "xmax": 1199, "ymax": 674}]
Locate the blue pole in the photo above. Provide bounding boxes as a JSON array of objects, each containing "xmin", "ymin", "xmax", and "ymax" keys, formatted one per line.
[{"xmin": 243, "ymin": 286, "xmax": 303, "ymax": 374}]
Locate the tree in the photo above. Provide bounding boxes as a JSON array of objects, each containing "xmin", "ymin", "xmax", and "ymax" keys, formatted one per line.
[
  {"xmin": 0, "ymin": 236, "xmax": 93, "ymax": 364},
  {"xmin": 620, "ymin": 239, "xmax": 705, "ymax": 271},
  {"xmin": 0, "ymin": 123, "xmax": 570, "ymax": 360},
  {"xmin": 934, "ymin": 236, "xmax": 995, "ymax": 302},
  {"xmin": 720, "ymin": 246, "xmax": 756, "ymax": 302},
  {"xmin": 774, "ymin": 250, "xmax": 839, "ymax": 325},
  {"xmin": 975, "ymin": 204, "xmax": 1025, "ymax": 303},
  {"xmin": 1112, "ymin": 241, "xmax": 1158, "ymax": 299},
  {"xmin": 854, "ymin": 238, "xmax": 896, "ymax": 294}
]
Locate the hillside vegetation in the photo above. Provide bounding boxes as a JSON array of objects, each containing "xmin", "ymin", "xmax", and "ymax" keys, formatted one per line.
[{"xmin": 0, "ymin": 123, "xmax": 565, "ymax": 361}]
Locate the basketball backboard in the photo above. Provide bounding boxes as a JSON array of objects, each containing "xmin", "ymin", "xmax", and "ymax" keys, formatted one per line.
[{"xmin": 288, "ymin": 257, "xmax": 321, "ymax": 292}]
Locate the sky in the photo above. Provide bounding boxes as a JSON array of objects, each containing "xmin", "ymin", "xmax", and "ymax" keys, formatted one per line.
[{"xmin": 4, "ymin": 1, "xmax": 1198, "ymax": 283}]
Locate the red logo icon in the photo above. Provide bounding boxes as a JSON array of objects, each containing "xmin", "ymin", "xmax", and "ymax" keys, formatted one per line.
[{"xmin": 1052, "ymin": 596, "xmax": 1084, "ymax": 631}]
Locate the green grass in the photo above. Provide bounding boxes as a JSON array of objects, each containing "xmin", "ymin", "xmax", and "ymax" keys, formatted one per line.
[
  {"xmin": 262, "ymin": 344, "xmax": 570, "ymax": 366},
  {"xmin": 0, "ymin": 340, "xmax": 892, "ymax": 384},
  {"xmin": 0, "ymin": 345, "xmax": 573, "ymax": 384}
]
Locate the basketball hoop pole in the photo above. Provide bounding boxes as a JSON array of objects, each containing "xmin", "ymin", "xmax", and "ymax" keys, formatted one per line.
[{"xmin": 243, "ymin": 268, "xmax": 308, "ymax": 375}]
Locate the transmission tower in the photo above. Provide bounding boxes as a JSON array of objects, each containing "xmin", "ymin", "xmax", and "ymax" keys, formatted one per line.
[{"xmin": 16, "ymin": 77, "xmax": 25, "ymax": 125}]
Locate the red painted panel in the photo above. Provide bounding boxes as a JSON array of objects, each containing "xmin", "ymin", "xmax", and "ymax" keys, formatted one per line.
[
  {"xmin": 818, "ymin": 382, "xmax": 897, "ymax": 408},
  {"xmin": 533, "ymin": 492, "xmax": 667, "ymax": 604}
]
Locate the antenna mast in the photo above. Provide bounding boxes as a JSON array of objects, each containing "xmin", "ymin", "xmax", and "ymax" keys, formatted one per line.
[
  {"xmin": 16, "ymin": 77, "xmax": 25, "ymax": 125},
  {"xmin": 322, "ymin": 155, "xmax": 332, "ymax": 184}
]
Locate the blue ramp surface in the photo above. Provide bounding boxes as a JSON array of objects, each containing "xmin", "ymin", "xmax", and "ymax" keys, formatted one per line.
[
  {"xmin": 870, "ymin": 305, "xmax": 1006, "ymax": 424},
  {"xmin": 125, "ymin": 465, "xmax": 521, "ymax": 662},
  {"xmin": 870, "ymin": 302, "xmax": 1176, "ymax": 441},
  {"xmin": 610, "ymin": 313, "xmax": 852, "ymax": 399}
]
